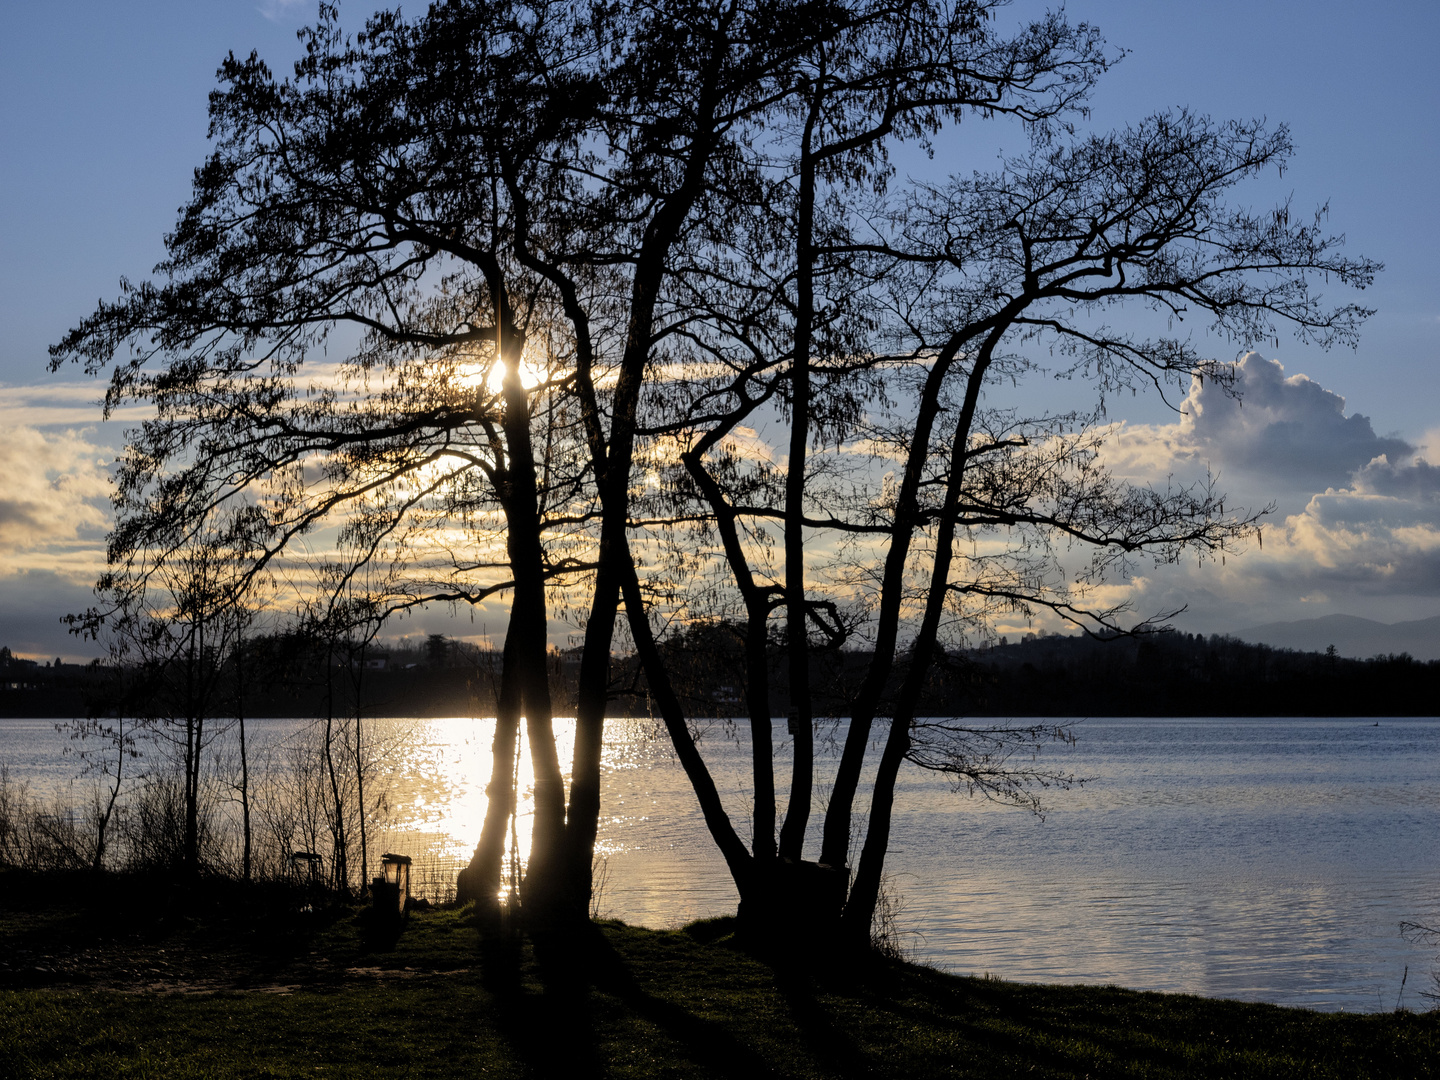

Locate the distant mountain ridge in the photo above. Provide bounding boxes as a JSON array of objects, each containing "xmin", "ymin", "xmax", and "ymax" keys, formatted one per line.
[{"xmin": 1235, "ymin": 613, "xmax": 1440, "ymax": 660}]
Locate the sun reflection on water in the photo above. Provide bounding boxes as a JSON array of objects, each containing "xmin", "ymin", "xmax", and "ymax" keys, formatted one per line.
[
  {"xmin": 366, "ymin": 714, "xmax": 735, "ymax": 919},
  {"xmin": 376, "ymin": 716, "xmax": 580, "ymax": 876},
  {"xmin": 2, "ymin": 715, "xmax": 1436, "ymax": 1008},
  {"xmin": 346, "ymin": 715, "xmax": 1440, "ymax": 1011}
]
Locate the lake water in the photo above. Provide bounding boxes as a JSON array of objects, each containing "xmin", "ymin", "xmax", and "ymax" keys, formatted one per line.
[{"xmin": 2, "ymin": 714, "xmax": 1437, "ymax": 1012}]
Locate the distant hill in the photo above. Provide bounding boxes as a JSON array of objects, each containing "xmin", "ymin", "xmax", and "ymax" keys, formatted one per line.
[
  {"xmin": 8, "ymin": 625, "xmax": 1440, "ymax": 718},
  {"xmin": 1235, "ymin": 613, "xmax": 1440, "ymax": 660}
]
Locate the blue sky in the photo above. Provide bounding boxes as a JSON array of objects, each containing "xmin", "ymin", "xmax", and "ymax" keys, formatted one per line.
[{"xmin": 1, "ymin": 1, "xmax": 1437, "ymax": 658}]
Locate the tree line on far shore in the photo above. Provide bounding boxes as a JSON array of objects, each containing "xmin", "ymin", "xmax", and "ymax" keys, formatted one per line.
[{"xmin": 6, "ymin": 630, "xmax": 1434, "ymax": 721}]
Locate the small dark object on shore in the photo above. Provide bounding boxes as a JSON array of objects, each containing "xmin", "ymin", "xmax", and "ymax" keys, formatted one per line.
[
  {"xmin": 288, "ymin": 851, "xmax": 323, "ymax": 888},
  {"xmin": 371, "ymin": 853, "xmax": 412, "ymax": 922}
]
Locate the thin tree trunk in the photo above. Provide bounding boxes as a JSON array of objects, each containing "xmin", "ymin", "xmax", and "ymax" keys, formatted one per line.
[
  {"xmin": 681, "ymin": 450, "xmax": 777, "ymax": 861},
  {"xmin": 818, "ymin": 343, "xmax": 966, "ymax": 868},
  {"xmin": 513, "ymin": 566, "xmax": 562, "ymax": 925},
  {"xmin": 323, "ymin": 643, "xmax": 348, "ymax": 894},
  {"xmin": 459, "ymin": 623, "xmax": 523, "ymax": 914},
  {"xmin": 353, "ymin": 638, "xmax": 367, "ymax": 896},
  {"xmin": 563, "ymin": 568, "xmax": 617, "ymax": 917},
  {"xmin": 190, "ymin": 714, "xmax": 202, "ymax": 874},
  {"xmin": 184, "ymin": 625, "xmax": 199, "ymax": 875},
  {"xmin": 839, "ymin": 692, "xmax": 911, "ymax": 946},
  {"xmin": 618, "ymin": 554, "xmax": 755, "ymax": 891},
  {"xmin": 92, "ymin": 716, "xmax": 125, "ymax": 872},
  {"xmin": 561, "ymin": 287, "xmax": 662, "ymax": 921},
  {"xmin": 842, "ymin": 342, "xmax": 997, "ymax": 942},
  {"xmin": 744, "ymin": 610, "xmax": 776, "ymax": 860},
  {"xmin": 779, "ymin": 102, "xmax": 820, "ymax": 862},
  {"xmin": 509, "ymin": 727, "xmax": 523, "ymax": 900},
  {"xmin": 237, "ymin": 633, "xmax": 251, "ymax": 883},
  {"xmin": 183, "ymin": 713, "xmax": 197, "ymax": 874}
]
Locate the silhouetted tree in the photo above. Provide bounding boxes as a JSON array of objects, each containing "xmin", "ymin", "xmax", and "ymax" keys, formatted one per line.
[
  {"xmin": 90, "ymin": 539, "xmax": 245, "ymax": 876},
  {"xmin": 51, "ymin": 0, "xmax": 868, "ymax": 933},
  {"xmin": 643, "ymin": 2, "xmax": 1110, "ymax": 938},
  {"xmin": 612, "ymin": 42, "xmax": 1377, "ymax": 944},
  {"xmin": 51, "ymin": 0, "xmax": 1377, "ymax": 954},
  {"xmin": 59, "ymin": 710, "xmax": 139, "ymax": 872}
]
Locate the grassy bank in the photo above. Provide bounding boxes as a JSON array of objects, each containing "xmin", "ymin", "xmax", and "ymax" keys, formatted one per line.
[{"xmin": 1, "ymin": 876, "xmax": 1435, "ymax": 1079}]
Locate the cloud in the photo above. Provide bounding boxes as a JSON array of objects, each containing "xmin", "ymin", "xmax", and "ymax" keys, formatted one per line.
[
  {"xmin": 1123, "ymin": 458, "xmax": 1440, "ymax": 634},
  {"xmin": 1185, "ymin": 354, "xmax": 1410, "ymax": 489},
  {"xmin": 0, "ymin": 411, "xmax": 112, "ymax": 658},
  {"xmin": 257, "ymin": 0, "xmax": 312, "ymax": 23},
  {"xmin": 1106, "ymin": 353, "xmax": 1411, "ymax": 497},
  {"xmin": 1094, "ymin": 353, "xmax": 1440, "ymax": 629},
  {"xmin": 0, "ymin": 425, "xmax": 112, "ymax": 558},
  {"xmin": 1254, "ymin": 455, "xmax": 1440, "ymax": 595},
  {"xmin": 0, "ymin": 381, "xmax": 149, "ymax": 429}
]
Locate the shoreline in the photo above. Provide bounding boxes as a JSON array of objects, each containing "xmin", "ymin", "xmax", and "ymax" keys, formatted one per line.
[{"xmin": 2, "ymin": 873, "xmax": 1435, "ymax": 1078}]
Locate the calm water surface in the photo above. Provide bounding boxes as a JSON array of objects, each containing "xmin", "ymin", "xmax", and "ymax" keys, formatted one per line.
[{"xmin": 3, "ymin": 714, "xmax": 1437, "ymax": 1011}]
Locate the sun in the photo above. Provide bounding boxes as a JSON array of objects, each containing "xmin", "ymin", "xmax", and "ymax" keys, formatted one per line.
[{"xmin": 454, "ymin": 349, "xmax": 547, "ymax": 396}]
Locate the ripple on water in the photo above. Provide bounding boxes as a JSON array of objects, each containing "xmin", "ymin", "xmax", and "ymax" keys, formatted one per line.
[{"xmin": 2, "ymin": 714, "xmax": 1438, "ymax": 1010}]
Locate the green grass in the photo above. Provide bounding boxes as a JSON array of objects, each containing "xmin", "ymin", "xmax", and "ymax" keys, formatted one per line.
[{"xmin": 1, "ymin": 883, "xmax": 1436, "ymax": 1079}]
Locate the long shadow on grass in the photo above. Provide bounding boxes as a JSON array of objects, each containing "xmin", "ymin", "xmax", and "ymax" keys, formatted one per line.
[
  {"xmin": 770, "ymin": 965, "xmax": 878, "ymax": 1079},
  {"xmin": 486, "ymin": 977, "xmax": 604, "ymax": 1076},
  {"xmin": 467, "ymin": 928, "xmax": 599, "ymax": 1077},
  {"xmin": 875, "ymin": 967, "xmax": 1223, "ymax": 1078},
  {"xmin": 867, "ymin": 967, "xmax": 1110, "ymax": 1077},
  {"xmin": 481, "ymin": 928, "xmax": 775, "ymax": 1078},
  {"xmin": 582, "ymin": 929, "xmax": 782, "ymax": 1079}
]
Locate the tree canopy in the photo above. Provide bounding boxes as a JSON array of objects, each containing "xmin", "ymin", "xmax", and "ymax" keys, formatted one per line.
[{"xmin": 53, "ymin": 0, "xmax": 1377, "ymax": 948}]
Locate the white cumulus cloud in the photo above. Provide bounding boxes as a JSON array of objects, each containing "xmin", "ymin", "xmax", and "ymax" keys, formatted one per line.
[
  {"xmin": 1099, "ymin": 353, "xmax": 1440, "ymax": 627},
  {"xmin": 0, "ymin": 424, "xmax": 112, "ymax": 560},
  {"xmin": 1106, "ymin": 352, "xmax": 1411, "ymax": 497}
]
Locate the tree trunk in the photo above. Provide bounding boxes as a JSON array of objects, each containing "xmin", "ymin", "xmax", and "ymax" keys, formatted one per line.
[
  {"xmin": 560, "ymin": 275, "xmax": 663, "ymax": 923},
  {"xmin": 323, "ymin": 645, "xmax": 348, "ymax": 895},
  {"xmin": 517, "ymin": 589, "xmax": 564, "ymax": 926},
  {"xmin": 353, "ymin": 640, "xmax": 367, "ymax": 897},
  {"xmin": 183, "ymin": 624, "xmax": 201, "ymax": 876},
  {"xmin": 558, "ymin": 565, "xmax": 615, "ymax": 922},
  {"xmin": 618, "ymin": 554, "xmax": 755, "ymax": 891},
  {"xmin": 183, "ymin": 714, "xmax": 198, "ymax": 875},
  {"xmin": 842, "ymin": 343, "xmax": 996, "ymax": 943},
  {"xmin": 680, "ymin": 450, "xmax": 777, "ymax": 861},
  {"xmin": 818, "ymin": 342, "xmax": 966, "ymax": 869},
  {"xmin": 485, "ymin": 351, "xmax": 568, "ymax": 929},
  {"xmin": 780, "ymin": 105, "xmax": 819, "ymax": 863},
  {"xmin": 91, "ymin": 716, "xmax": 125, "ymax": 873},
  {"xmin": 745, "ymin": 609, "xmax": 777, "ymax": 861},
  {"xmin": 457, "ymin": 625, "xmax": 523, "ymax": 920},
  {"xmin": 237, "ymin": 636, "xmax": 251, "ymax": 883},
  {"xmin": 839, "ymin": 704, "xmax": 911, "ymax": 947}
]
